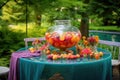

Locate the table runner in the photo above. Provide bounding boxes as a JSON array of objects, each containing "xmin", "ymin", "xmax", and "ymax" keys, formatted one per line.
[{"xmin": 8, "ymin": 50, "xmax": 40, "ymax": 80}]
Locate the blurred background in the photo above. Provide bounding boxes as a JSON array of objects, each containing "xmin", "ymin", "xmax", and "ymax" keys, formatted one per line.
[{"xmin": 0, "ymin": 0, "xmax": 120, "ymax": 67}]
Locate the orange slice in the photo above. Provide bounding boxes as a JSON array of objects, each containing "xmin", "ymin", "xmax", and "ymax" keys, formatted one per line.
[{"xmin": 60, "ymin": 34, "xmax": 65, "ymax": 41}]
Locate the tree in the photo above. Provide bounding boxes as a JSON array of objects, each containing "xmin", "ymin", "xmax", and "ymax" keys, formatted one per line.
[
  {"xmin": 0, "ymin": 0, "xmax": 9, "ymax": 9},
  {"xmin": 23, "ymin": 0, "xmax": 55, "ymax": 26},
  {"xmin": 89, "ymin": 0, "xmax": 120, "ymax": 27},
  {"xmin": 45, "ymin": 0, "xmax": 80, "ymax": 24},
  {"xmin": 78, "ymin": 0, "xmax": 90, "ymax": 37},
  {"xmin": 1, "ymin": 0, "xmax": 26, "ymax": 24},
  {"xmin": 80, "ymin": 11, "xmax": 89, "ymax": 37},
  {"xmin": 0, "ymin": 0, "xmax": 10, "ymax": 17}
]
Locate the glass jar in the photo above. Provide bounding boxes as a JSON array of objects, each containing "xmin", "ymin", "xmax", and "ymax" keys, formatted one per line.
[{"xmin": 45, "ymin": 20, "xmax": 81, "ymax": 51}]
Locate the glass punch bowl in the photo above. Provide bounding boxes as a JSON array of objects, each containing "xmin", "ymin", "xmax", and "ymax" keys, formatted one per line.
[{"xmin": 45, "ymin": 20, "xmax": 81, "ymax": 51}]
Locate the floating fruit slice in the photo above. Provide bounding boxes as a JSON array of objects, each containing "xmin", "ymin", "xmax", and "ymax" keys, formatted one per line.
[
  {"xmin": 71, "ymin": 33, "xmax": 77, "ymax": 42},
  {"xmin": 48, "ymin": 38, "xmax": 53, "ymax": 44},
  {"xmin": 65, "ymin": 32, "xmax": 72, "ymax": 40},
  {"xmin": 46, "ymin": 31, "xmax": 81, "ymax": 50},
  {"xmin": 53, "ymin": 36, "xmax": 59, "ymax": 42},
  {"xmin": 54, "ymin": 43, "xmax": 59, "ymax": 48},
  {"xmin": 60, "ymin": 44, "xmax": 66, "ymax": 48},
  {"xmin": 60, "ymin": 33, "xmax": 65, "ymax": 41}
]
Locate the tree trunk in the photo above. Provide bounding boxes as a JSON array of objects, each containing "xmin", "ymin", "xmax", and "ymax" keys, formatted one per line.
[{"xmin": 80, "ymin": 13, "xmax": 89, "ymax": 37}]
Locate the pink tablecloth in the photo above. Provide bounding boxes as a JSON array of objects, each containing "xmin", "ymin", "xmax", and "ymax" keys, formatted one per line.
[{"xmin": 8, "ymin": 50, "xmax": 40, "ymax": 80}]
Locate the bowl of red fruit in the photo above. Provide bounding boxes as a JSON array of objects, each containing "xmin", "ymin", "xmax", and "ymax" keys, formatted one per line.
[{"xmin": 45, "ymin": 20, "xmax": 81, "ymax": 51}]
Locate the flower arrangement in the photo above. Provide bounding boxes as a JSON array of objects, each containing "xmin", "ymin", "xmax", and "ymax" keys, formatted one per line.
[
  {"xmin": 81, "ymin": 36, "xmax": 99, "ymax": 47},
  {"xmin": 29, "ymin": 39, "xmax": 49, "ymax": 53},
  {"xmin": 77, "ymin": 36, "xmax": 103, "ymax": 60},
  {"xmin": 29, "ymin": 36, "xmax": 103, "ymax": 61},
  {"xmin": 87, "ymin": 36, "xmax": 99, "ymax": 46},
  {"xmin": 80, "ymin": 47, "xmax": 103, "ymax": 60}
]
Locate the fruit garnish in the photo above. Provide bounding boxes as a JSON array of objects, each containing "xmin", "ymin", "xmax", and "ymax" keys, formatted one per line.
[
  {"xmin": 60, "ymin": 34, "xmax": 65, "ymax": 41},
  {"xmin": 45, "ymin": 31, "xmax": 80, "ymax": 50},
  {"xmin": 99, "ymin": 52, "xmax": 103, "ymax": 57},
  {"xmin": 94, "ymin": 54, "xmax": 100, "ymax": 60},
  {"xmin": 29, "ymin": 47, "xmax": 36, "ymax": 53}
]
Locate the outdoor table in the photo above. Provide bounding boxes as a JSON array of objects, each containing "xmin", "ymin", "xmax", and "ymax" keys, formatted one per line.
[{"xmin": 19, "ymin": 48, "xmax": 112, "ymax": 80}]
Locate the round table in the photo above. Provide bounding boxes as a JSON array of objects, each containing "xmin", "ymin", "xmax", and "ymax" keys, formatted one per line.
[
  {"xmin": 19, "ymin": 48, "xmax": 112, "ymax": 80},
  {"xmin": 19, "ymin": 49, "xmax": 112, "ymax": 80}
]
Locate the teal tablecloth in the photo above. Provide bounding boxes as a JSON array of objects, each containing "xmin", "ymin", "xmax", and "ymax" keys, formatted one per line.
[{"xmin": 19, "ymin": 48, "xmax": 112, "ymax": 80}]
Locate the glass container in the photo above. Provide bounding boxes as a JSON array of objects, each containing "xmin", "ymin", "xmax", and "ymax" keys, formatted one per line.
[{"xmin": 45, "ymin": 20, "xmax": 81, "ymax": 51}]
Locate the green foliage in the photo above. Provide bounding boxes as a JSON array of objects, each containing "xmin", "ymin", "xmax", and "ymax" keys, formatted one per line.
[
  {"xmin": 90, "ymin": 15, "xmax": 103, "ymax": 26},
  {"xmin": 1, "ymin": 0, "xmax": 26, "ymax": 24},
  {"xmin": 0, "ymin": 22, "xmax": 25, "ymax": 56},
  {"xmin": 28, "ymin": 26, "xmax": 47, "ymax": 37},
  {"xmin": 45, "ymin": 0, "xmax": 85, "ymax": 27},
  {"xmin": 89, "ymin": 0, "xmax": 120, "ymax": 26},
  {"xmin": 0, "ymin": 56, "xmax": 10, "ymax": 67}
]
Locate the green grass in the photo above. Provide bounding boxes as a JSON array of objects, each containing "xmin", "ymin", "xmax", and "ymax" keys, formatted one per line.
[{"xmin": 89, "ymin": 25, "xmax": 120, "ymax": 32}]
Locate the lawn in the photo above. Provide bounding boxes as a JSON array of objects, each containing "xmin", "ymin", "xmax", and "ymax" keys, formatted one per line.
[{"xmin": 90, "ymin": 25, "xmax": 120, "ymax": 32}]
